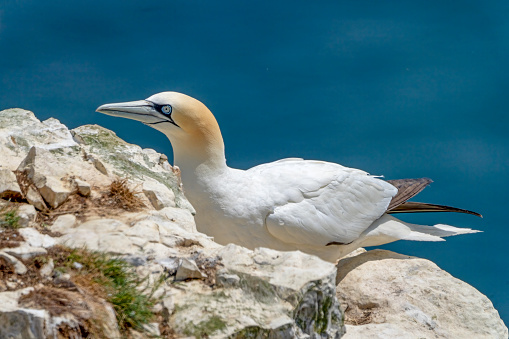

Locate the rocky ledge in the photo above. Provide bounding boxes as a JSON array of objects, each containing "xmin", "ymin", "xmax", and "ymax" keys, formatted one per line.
[{"xmin": 0, "ymin": 108, "xmax": 506, "ymax": 339}]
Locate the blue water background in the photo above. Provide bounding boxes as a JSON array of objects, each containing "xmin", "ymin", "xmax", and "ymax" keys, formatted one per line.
[{"xmin": 1, "ymin": 0, "xmax": 508, "ymax": 323}]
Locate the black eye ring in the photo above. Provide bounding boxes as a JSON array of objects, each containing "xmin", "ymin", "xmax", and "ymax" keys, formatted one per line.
[{"xmin": 161, "ymin": 105, "xmax": 172, "ymax": 115}]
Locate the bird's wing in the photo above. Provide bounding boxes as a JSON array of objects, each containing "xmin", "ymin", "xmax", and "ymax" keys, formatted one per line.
[
  {"xmin": 386, "ymin": 178, "xmax": 432, "ymax": 210},
  {"xmin": 249, "ymin": 160, "xmax": 397, "ymax": 247}
]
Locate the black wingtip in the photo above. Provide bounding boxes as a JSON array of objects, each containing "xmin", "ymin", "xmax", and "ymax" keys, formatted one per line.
[{"xmin": 387, "ymin": 201, "xmax": 482, "ymax": 218}]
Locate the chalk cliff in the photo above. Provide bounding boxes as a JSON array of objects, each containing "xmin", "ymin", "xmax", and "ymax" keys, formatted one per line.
[{"xmin": 0, "ymin": 108, "xmax": 506, "ymax": 338}]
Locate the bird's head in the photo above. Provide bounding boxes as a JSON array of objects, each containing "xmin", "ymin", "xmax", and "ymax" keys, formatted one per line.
[
  {"xmin": 97, "ymin": 92, "xmax": 215, "ymax": 135},
  {"xmin": 96, "ymin": 92, "xmax": 225, "ymax": 170}
]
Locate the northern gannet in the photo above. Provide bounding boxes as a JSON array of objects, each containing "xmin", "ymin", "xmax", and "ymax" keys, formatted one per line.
[{"xmin": 97, "ymin": 92, "xmax": 481, "ymax": 262}]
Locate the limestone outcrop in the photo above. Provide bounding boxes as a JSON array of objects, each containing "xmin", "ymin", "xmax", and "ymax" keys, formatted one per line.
[
  {"xmin": 0, "ymin": 109, "xmax": 344, "ymax": 338},
  {"xmin": 0, "ymin": 108, "xmax": 506, "ymax": 338},
  {"xmin": 337, "ymin": 249, "xmax": 508, "ymax": 339}
]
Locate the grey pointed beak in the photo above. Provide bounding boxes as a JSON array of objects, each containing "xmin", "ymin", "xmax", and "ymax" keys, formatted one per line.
[{"xmin": 96, "ymin": 100, "xmax": 162, "ymax": 124}]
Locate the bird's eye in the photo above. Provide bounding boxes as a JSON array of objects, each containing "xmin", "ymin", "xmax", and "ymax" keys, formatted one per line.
[{"xmin": 161, "ymin": 105, "xmax": 172, "ymax": 115}]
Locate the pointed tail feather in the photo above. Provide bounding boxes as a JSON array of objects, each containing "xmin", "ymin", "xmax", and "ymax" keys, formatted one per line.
[
  {"xmin": 359, "ymin": 214, "xmax": 481, "ymax": 248},
  {"xmin": 402, "ymin": 223, "xmax": 481, "ymax": 241}
]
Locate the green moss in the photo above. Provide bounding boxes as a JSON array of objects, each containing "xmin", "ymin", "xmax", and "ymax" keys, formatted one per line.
[
  {"xmin": 76, "ymin": 127, "xmax": 190, "ymax": 210},
  {"xmin": 232, "ymin": 323, "xmax": 294, "ymax": 339},
  {"xmin": 184, "ymin": 315, "xmax": 227, "ymax": 337},
  {"xmin": 231, "ymin": 326, "xmax": 265, "ymax": 338},
  {"xmin": 12, "ymin": 136, "xmax": 30, "ymax": 149},
  {"xmin": 238, "ymin": 275, "xmax": 277, "ymax": 303},
  {"xmin": 293, "ymin": 282, "xmax": 342, "ymax": 335},
  {"xmin": 78, "ymin": 128, "xmax": 127, "ymax": 152},
  {"xmin": 314, "ymin": 295, "xmax": 333, "ymax": 333}
]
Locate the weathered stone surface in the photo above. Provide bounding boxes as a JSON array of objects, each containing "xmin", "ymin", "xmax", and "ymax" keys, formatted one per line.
[
  {"xmin": 0, "ymin": 109, "xmax": 76, "ymax": 171},
  {"xmin": 0, "ymin": 286, "xmax": 121, "ymax": 339},
  {"xmin": 16, "ymin": 204, "xmax": 37, "ymax": 227},
  {"xmin": 4, "ymin": 245, "xmax": 47, "ymax": 261},
  {"xmin": 337, "ymin": 249, "xmax": 508, "ymax": 339},
  {"xmin": 142, "ymin": 322, "xmax": 161, "ymax": 337},
  {"xmin": 168, "ymin": 244, "xmax": 345, "ymax": 338},
  {"xmin": 0, "ymin": 168, "xmax": 22, "ymax": 199},
  {"xmin": 175, "ymin": 258, "xmax": 207, "ymax": 281},
  {"xmin": 18, "ymin": 227, "xmax": 56, "ymax": 248},
  {"xmin": 2, "ymin": 108, "xmax": 506, "ymax": 339},
  {"xmin": 50, "ymin": 214, "xmax": 77, "ymax": 233},
  {"xmin": 154, "ymin": 206, "xmax": 198, "ymax": 233},
  {"xmin": 124, "ymin": 219, "xmax": 161, "ymax": 243},
  {"xmin": 0, "ymin": 287, "xmax": 46, "ymax": 339},
  {"xmin": 24, "ymin": 186, "xmax": 47, "ymax": 211},
  {"xmin": 38, "ymin": 175, "xmax": 73, "ymax": 208},
  {"xmin": 71, "ymin": 124, "xmax": 192, "ymax": 212},
  {"xmin": 39, "ymin": 258, "xmax": 54, "ymax": 277},
  {"xmin": 0, "ymin": 251, "xmax": 28, "ymax": 274},
  {"xmin": 73, "ymin": 178, "xmax": 91, "ymax": 196},
  {"xmin": 16, "ymin": 147, "xmax": 74, "ymax": 208},
  {"xmin": 143, "ymin": 179, "xmax": 176, "ymax": 210}
]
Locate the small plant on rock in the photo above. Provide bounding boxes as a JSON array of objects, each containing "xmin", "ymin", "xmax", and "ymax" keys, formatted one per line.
[
  {"xmin": 108, "ymin": 178, "xmax": 145, "ymax": 211},
  {"xmin": 0, "ymin": 202, "xmax": 20, "ymax": 229},
  {"xmin": 53, "ymin": 246, "xmax": 159, "ymax": 332}
]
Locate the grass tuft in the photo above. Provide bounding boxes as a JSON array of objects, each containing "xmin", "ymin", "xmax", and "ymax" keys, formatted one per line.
[
  {"xmin": 108, "ymin": 178, "xmax": 145, "ymax": 211},
  {"xmin": 51, "ymin": 246, "xmax": 159, "ymax": 332},
  {"xmin": 0, "ymin": 203, "xmax": 20, "ymax": 229}
]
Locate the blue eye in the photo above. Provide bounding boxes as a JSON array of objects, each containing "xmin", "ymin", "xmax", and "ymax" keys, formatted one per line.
[{"xmin": 162, "ymin": 105, "xmax": 172, "ymax": 115}]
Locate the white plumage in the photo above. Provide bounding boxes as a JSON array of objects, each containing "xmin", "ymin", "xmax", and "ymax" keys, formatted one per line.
[{"xmin": 97, "ymin": 92, "xmax": 479, "ymax": 262}]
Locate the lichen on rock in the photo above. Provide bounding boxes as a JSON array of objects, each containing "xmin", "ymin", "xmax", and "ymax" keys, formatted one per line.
[
  {"xmin": 0, "ymin": 107, "xmax": 506, "ymax": 338},
  {"xmin": 0, "ymin": 108, "xmax": 347, "ymax": 338}
]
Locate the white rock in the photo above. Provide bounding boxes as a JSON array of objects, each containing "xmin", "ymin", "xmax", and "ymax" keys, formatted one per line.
[
  {"xmin": 156, "ymin": 257, "xmax": 180, "ymax": 273},
  {"xmin": 124, "ymin": 219, "xmax": 160, "ymax": 243},
  {"xmin": 25, "ymin": 186, "xmax": 47, "ymax": 211},
  {"xmin": 142, "ymin": 323, "xmax": 161, "ymax": 337},
  {"xmin": 98, "ymin": 233, "xmax": 137, "ymax": 255},
  {"xmin": 88, "ymin": 155, "xmax": 108, "ymax": 175},
  {"xmin": 155, "ymin": 206, "xmax": 197, "ymax": 233},
  {"xmin": 0, "ymin": 287, "xmax": 35, "ymax": 311},
  {"xmin": 76, "ymin": 218, "xmax": 130, "ymax": 233},
  {"xmin": 0, "ymin": 251, "xmax": 27, "ymax": 274},
  {"xmin": 175, "ymin": 258, "xmax": 207, "ymax": 281},
  {"xmin": 4, "ymin": 245, "xmax": 47, "ymax": 260},
  {"xmin": 343, "ymin": 322, "xmax": 418, "ymax": 339},
  {"xmin": 0, "ymin": 108, "xmax": 75, "ymax": 171},
  {"xmin": 16, "ymin": 204, "xmax": 37, "ymax": 228},
  {"xmin": 142, "ymin": 242, "xmax": 179, "ymax": 260},
  {"xmin": 16, "ymin": 147, "xmax": 73, "ymax": 208},
  {"xmin": 73, "ymin": 178, "xmax": 91, "ymax": 196},
  {"xmin": 337, "ymin": 249, "xmax": 508, "ymax": 339},
  {"xmin": 216, "ymin": 271, "xmax": 241, "ymax": 288},
  {"xmin": 161, "ymin": 295, "xmax": 175, "ymax": 320},
  {"xmin": 129, "ymin": 236, "xmax": 149, "ymax": 248},
  {"xmin": 0, "ymin": 169, "xmax": 22, "ymax": 199},
  {"xmin": 169, "ymin": 244, "xmax": 344, "ymax": 338},
  {"xmin": 38, "ymin": 176, "xmax": 72, "ymax": 209},
  {"xmin": 18, "ymin": 228, "xmax": 56, "ymax": 248},
  {"xmin": 58, "ymin": 230, "xmax": 100, "ymax": 251},
  {"xmin": 51, "ymin": 214, "xmax": 77, "ymax": 234},
  {"xmin": 142, "ymin": 179, "xmax": 176, "ymax": 210},
  {"xmin": 40, "ymin": 258, "xmax": 54, "ymax": 277}
]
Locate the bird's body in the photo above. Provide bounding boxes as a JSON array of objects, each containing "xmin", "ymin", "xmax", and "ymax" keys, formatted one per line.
[{"xmin": 97, "ymin": 92, "xmax": 480, "ymax": 262}]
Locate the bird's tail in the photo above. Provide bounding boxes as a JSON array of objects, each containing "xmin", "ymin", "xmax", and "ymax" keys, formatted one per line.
[
  {"xmin": 359, "ymin": 214, "xmax": 481, "ymax": 247},
  {"xmin": 401, "ymin": 222, "xmax": 481, "ymax": 241}
]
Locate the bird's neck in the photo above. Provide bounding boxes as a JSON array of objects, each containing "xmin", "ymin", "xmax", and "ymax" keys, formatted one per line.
[{"xmin": 169, "ymin": 127, "xmax": 228, "ymax": 193}]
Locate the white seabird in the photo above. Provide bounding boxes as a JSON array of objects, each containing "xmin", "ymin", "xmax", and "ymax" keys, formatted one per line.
[{"xmin": 97, "ymin": 92, "xmax": 481, "ymax": 262}]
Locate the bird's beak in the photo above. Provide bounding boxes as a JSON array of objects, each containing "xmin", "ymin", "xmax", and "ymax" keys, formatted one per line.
[{"xmin": 96, "ymin": 100, "xmax": 162, "ymax": 125}]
